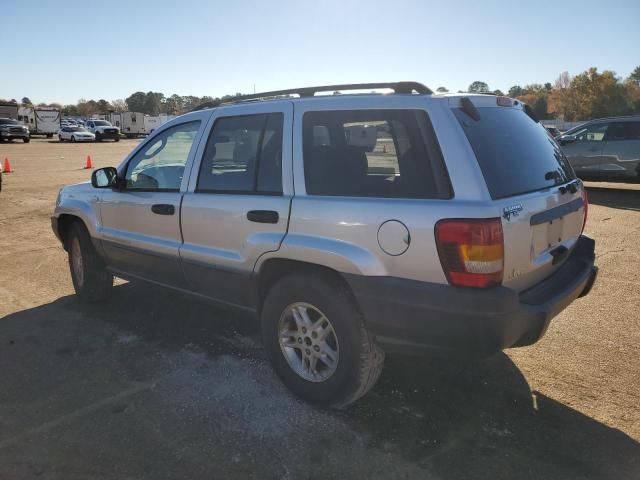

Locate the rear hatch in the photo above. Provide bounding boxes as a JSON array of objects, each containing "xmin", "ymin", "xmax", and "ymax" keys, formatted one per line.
[{"xmin": 451, "ymin": 96, "xmax": 587, "ymax": 292}]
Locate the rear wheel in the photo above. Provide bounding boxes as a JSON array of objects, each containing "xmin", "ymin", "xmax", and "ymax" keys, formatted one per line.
[
  {"xmin": 114, "ymin": 137, "xmax": 120, "ymax": 142},
  {"xmin": 71, "ymin": 136, "xmax": 76, "ymax": 143},
  {"xmin": 67, "ymin": 221, "xmax": 113, "ymax": 302},
  {"xmin": 59, "ymin": 136, "xmax": 64, "ymax": 142},
  {"xmin": 22, "ymin": 137, "xmax": 29, "ymax": 143},
  {"xmin": 46, "ymin": 133, "xmax": 53, "ymax": 138},
  {"xmin": 261, "ymin": 272, "xmax": 384, "ymax": 408}
]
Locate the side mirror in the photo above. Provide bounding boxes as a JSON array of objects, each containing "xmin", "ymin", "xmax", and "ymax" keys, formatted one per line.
[
  {"xmin": 559, "ymin": 134, "xmax": 576, "ymax": 145},
  {"xmin": 91, "ymin": 167, "xmax": 119, "ymax": 188}
]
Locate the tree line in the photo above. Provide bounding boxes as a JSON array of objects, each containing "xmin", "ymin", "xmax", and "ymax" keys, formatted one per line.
[
  {"xmin": 436, "ymin": 66, "xmax": 640, "ymax": 121},
  {"xmin": 3, "ymin": 66, "xmax": 639, "ymax": 121}
]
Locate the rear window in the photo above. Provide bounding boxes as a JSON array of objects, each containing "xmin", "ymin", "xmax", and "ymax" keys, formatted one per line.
[
  {"xmin": 303, "ymin": 109, "xmax": 451, "ymax": 199},
  {"xmin": 453, "ymin": 106, "xmax": 576, "ymax": 199}
]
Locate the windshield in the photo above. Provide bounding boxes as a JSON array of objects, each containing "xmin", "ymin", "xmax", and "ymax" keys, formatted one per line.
[
  {"xmin": 70, "ymin": 127, "xmax": 87, "ymax": 132},
  {"xmin": 453, "ymin": 106, "xmax": 576, "ymax": 199},
  {"xmin": 93, "ymin": 120, "xmax": 111, "ymax": 126},
  {"xmin": 0, "ymin": 119, "xmax": 21, "ymax": 125}
]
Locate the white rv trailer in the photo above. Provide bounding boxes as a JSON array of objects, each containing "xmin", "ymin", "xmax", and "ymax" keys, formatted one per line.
[
  {"xmin": 143, "ymin": 114, "xmax": 175, "ymax": 135},
  {"xmin": 18, "ymin": 107, "xmax": 61, "ymax": 137},
  {"xmin": 0, "ymin": 102, "xmax": 19, "ymax": 120}
]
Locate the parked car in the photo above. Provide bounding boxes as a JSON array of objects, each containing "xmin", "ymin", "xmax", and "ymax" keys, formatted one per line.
[
  {"xmin": 58, "ymin": 126, "xmax": 96, "ymax": 142},
  {"xmin": 545, "ymin": 126, "xmax": 562, "ymax": 138},
  {"xmin": 52, "ymin": 82, "xmax": 597, "ymax": 407},
  {"xmin": 558, "ymin": 116, "xmax": 640, "ymax": 181},
  {"xmin": 85, "ymin": 120, "xmax": 120, "ymax": 142},
  {"xmin": 0, "ymin": 118, "xmax": 30, "ymax": 143}
]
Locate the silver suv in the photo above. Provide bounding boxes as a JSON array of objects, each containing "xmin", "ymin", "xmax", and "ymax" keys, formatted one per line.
[
  {"xmin": 558, "ymin": 115, "xmax": 640, "ymax": 181},
  {"xmin": 52, "ymin": 82, "xmax": 597, "ymax": 407}
]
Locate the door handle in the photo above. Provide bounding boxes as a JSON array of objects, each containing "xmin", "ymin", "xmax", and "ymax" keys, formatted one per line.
[
  {"xmin": 247, "ymin": 210, "xmax": 279, "ymax": 224},
  {"xmin": 151, "ymin": 204, "xmax": 175, "ymax": 215}
]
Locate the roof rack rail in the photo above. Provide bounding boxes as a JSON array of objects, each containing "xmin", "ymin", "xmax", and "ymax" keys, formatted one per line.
[
  {"xmin": 192, "ymin": 82, "xmax": 432, "ymax": 111},
  {"xmin": 234, "ymin": 81, "xmax": 431, "ymax": 101}
]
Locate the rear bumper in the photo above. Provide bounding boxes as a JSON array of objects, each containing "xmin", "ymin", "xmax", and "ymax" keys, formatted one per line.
[{"xmin": 346, "ymin": 235, "xmax": 597, "ymax": 357}]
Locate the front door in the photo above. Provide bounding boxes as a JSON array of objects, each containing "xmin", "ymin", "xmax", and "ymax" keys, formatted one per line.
[
  {"xmin": 562, "ymin": 122, "xmax": 609, "ymax": 177},
  {"xmin": 180, "ymin": 102, "xmax": 293, "ymax": 309},
  {"xmin": 98, "ymin": 119, "xmax": 205, "ymax": 286},
  {"xmin": 601, "ymin": 121, "xmax": 640, "ymax": 180}
]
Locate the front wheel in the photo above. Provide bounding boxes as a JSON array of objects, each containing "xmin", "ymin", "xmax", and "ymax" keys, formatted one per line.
[
  {"xmin": 22, "ymin": 137, "xmax": 30, "ymax": 143},
  {"xmin": 67, "ymin": 221, "xmax": 113, "ymax": 302},
  {"xmin": 261, "ymin": 273, "xmax": 384, "ymax": 408},
  {"xmin": 71, "ymin": 136, "xmax": 76, "ymax": 143},
  {"xmin": 114, "ymin": 137, "xmax": 120, "ymax": 142},
  {"xmin": 95, "ymin": 133, "xmax": 102, "ymax": 142}
]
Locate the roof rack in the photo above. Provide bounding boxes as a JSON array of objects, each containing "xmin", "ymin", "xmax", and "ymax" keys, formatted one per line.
[{"xmin": 192, "ymin": 82, "xmax": 432, "ymax": 111}]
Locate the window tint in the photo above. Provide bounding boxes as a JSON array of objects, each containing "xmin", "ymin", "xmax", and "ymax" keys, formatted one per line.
[
  {"xmin": 303, "ymin": 110, "xmax": 451, "ymax": 199},
  {"xmin": 125, "ymin": 121, "xmax": 200, "ymax": 190},
  {"xmin": 573, "ymin": 123, "xmax": 608, "ymax": 142},
  {"xmin": 197, "ymin": 113, "xmax": 283, "ymax": 194},
  {"xmin": 453, "ymin": 107, "xmax": 575, "ymax": 199},
  {"xmin": 604, "ymin": 122, "xmax": 640, "ymax": 141}
]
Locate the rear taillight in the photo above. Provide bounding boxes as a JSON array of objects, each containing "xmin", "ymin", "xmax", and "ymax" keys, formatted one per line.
[
  {"xmin": 435, "ymin": 218, "xmax": 504, "ymax": 288},
  {"xmin": 581, "ymin": 188, "xmax": 589, "ymax": 234}
]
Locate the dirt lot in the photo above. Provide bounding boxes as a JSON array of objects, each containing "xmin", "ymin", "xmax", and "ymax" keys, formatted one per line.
[{"xmin": 0, "ymin": 138, "xmax": 639, "ymax": 479}]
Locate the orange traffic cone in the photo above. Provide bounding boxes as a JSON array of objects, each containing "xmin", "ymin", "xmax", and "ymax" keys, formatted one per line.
[
  {"xmin": 2, "ymin": 157, "xmax": 11, "ymax": 173},
  {"xmin": 84, "ymin": 155, "xmax": 93, "ymax": 169}
]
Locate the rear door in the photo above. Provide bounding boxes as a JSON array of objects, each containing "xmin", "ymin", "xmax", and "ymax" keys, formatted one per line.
[
  {"xmin": 601, "ymin": 121, "xmax": 640, "ymax": 179},
  {"xmin": 452, "ymin": 98, "xmax": 587, "ymax": 292},
  {"xmin": 179, "ymin": 102, "xmax": 293, "ymax": 308}
]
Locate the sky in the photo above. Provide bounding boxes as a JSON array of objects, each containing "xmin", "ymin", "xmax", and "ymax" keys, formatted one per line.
[{"xmin": 2, "ymin": 0, "xmax": 639, "ymax": 105}]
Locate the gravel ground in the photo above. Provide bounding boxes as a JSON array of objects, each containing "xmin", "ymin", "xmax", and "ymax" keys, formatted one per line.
[{"xmin": 0, "ymin": 138, "xmax": 638, "ymax": 479}]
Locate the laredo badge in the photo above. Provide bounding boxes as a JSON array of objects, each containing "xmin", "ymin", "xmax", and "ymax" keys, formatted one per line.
[{"xmin": 503, "ymin": 204, "xmax": 523, "ymax": 221}]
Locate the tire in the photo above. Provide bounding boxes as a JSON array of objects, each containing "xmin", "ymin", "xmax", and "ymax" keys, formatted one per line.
[
  {"xmin": 95, "ymin": 132, "xmax": 102, "ymax": 142},
  {"xmin": 46, "ymin": 133, "xmax": 53, "ymax": 138},
  {"xmin": 261, "ymin": 272, "xmax": 384, "ymax": 408},
  {"xmin": 59, "ymin": 136, "xmax": 64, "ymax": 142},
  {"xmin": 22, "ymin": 137, "xmax": 29, "ymax": 143},
  {"xmin": 115, "ymin": 137, "xmax": 120, "ymax": 142},
  {"xmin": 71, "ymin": 136, "xmax": 76, "ymax": 143},
  {"xmin": 67, "ymin": 221, "xmax": 113, "ymax": 303}
]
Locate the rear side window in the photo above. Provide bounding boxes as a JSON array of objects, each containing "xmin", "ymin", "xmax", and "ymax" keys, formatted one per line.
[
  {"xmin": 303, "ymin": 109, "xmax": 451, "ymax": 199},
  {"xmin": 605, "ymin": 121, "xmax": 640, "ymax": 141},
  {"xmin": 453, "ymin": 106, "xmax": 576, "ymax": 199},
  {"xmin": 197, "ymin": 113, "xmax": 283, "ymax": 194}
]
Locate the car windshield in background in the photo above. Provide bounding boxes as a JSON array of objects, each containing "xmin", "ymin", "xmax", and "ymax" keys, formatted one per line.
[
  {"xmin": 0, "ymin": 119, "xmax": 21, "ymax": 125},
  {"xmin": 93, "ymin": 121, "xmax": 110, "ymax": 126},
  {"xmin": 453, "ymin": 107, "xmax": 576, "ymax": 199},
  {"xmin": 70, "ymin": 127, "xmax": 87, "ymax": 132}
]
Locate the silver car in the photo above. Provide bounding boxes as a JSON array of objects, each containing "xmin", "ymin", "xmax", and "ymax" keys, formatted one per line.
[
  {"xmin": 52, "ymin": 82, "xmax": 597, "ymax": 407},
  {"xmin": 558, "ymin": 116, "xmax": 640, "ymax": 181}
]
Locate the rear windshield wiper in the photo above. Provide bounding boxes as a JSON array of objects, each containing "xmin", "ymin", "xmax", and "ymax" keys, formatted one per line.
[{"xmin": 460, "ymin": 97, "xmax": 481, "ymax": 121}]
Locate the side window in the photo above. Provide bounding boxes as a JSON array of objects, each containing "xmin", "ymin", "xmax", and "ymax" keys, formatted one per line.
[
  {"xmin": 303, "ymin": 109, "xmax": 451, "ymax": 199},
  {"xmin": 125, "ymin": 121, "xmax": 201, "ymax": 191},
  {"xmin": 197, "ymin": 113, "xmax": 283, "ymax": 194},
  {"xmin": 605, "ymin": 122, "xmax": 640, "ymax": 141},
  {"xmin": 575, "ymin": 123, "xmax": 608, "ymax": 142}
]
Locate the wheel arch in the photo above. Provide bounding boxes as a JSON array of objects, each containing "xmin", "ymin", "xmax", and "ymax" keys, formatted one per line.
[{"xmin": 255, "ymin": 258, "xmax": 360, "ymax": 315}]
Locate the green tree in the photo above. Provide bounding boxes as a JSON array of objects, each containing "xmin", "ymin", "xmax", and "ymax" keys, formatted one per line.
[
  {"xmin": 492, "ymin": 89, "xmax": 505, "ymax": 96},
  {"xmin": 628, "ymin": 65, "xmax": 640, "ymax": 85},
  {"xmin": 143, "ymin": 91, "xmax": 165, "ymax": 115},
  {"xmin": 62, "ymin": 104, "xmax": 79, "ymax": 116},
  {"xmin": 21, "ymin": 97, "xmax": 33, "ymax": 106},
  {"xmin": 125, "ymin": 92, "xmax": 147, "ymax": 113},
  {"xmin": 468, "ymin": 81, "xmax": 489, "ymax": 93},
  {"xmin": 96, "ymin": 99, "xmax": 112, "ymax": 112},
  {"xmin": 436, "ymin": 86, "xmax": 449, "ymax": 93},
  {"xmin": 508, "ymin": 85, "xmax": 524, "ymax": 97}
]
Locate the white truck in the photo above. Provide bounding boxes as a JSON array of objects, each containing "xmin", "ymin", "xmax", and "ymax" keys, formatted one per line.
[{"xmin": 18, "ymin": 107, "xmax": 61, "ymax": 138}]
